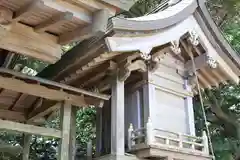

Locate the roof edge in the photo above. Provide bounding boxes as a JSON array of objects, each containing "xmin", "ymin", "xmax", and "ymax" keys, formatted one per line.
[
  {"xmin": 110, "ymin": 0, "xmax": 198, "ymax": 31},
  {"xmin": 195, "ymin": 2, "xmax": 240, "ymax": 75}
]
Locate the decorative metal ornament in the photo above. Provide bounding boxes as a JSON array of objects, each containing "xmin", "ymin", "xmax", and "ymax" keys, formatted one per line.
[
  {"xmin": 170, "ymin": 40, "xmax": 181, "ymax": 55},
  {"xmin": 207, "ymin": 55, "xmax": 218, "ymax": 69},
  {"xmin": 188, "ymin": 30, "xmax": 200, "ymax": 46},
  {"xmin": 140, "ymin": 47, "xmax": 152, "ymax": 60}
]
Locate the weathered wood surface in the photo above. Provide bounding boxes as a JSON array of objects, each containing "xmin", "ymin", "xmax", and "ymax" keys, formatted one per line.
[
  {"xmin": 59, "ymin": 102, "xmax": 77, "ymax": 160},
  {"xmin": 0, "ymin": 119, "xmax": 62, "ymax": 138}
]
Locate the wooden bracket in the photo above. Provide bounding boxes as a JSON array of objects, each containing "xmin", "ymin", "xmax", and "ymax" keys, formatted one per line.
[{"xmin": 119, "ymin": 59, "xmax": 147, "ymax": 81}]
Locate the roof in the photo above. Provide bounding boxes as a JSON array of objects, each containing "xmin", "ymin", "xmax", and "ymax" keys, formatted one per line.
[
  {"xmin": 0, "ymin": 0, "xmax": 137, "ymax": 63},
  {"xmin": 0, "ymin": 68, "xmax": 110, "ymax": 123},
  {"xmin": 37, "ymin": 0, "xmax": 240, "ymax": 91}
]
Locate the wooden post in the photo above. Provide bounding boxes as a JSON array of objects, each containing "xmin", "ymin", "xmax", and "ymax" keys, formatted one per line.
[
  {"xmin": 146, "ymin": 117, "xmax": 154, "ymax": 145},
  {"xmin": 22, "ymin": 134, "xmax": 32, "ymax": 160},
  {"xmin": 202, "ymin": 131, "xmax": 209, "ymax": 154},
  {"xmin": 128, "ymin": 123, "xmax": 134, "ymax": 150},
  {"xmin": 184, "ymin": 80, "xmax": 196, "ymax": 136},
  {"xmin": 96, "ymin": 107, "xmax": 102, "ymax": 157},
  {"xmin": 58, "ymin": 101, "xmax": 77, "ymax": 160},
  {"xmin": 111, "ymin": 73, "xmax": 125, "ymax": 156}
]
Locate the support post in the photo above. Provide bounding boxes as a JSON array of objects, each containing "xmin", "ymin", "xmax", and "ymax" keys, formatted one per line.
[
  {"xmin": 59, "ymin": 101, "xmax": 77, "ymax": 160},
  {"xmin": 22, "ymin": 134, "xmax": 32, "ymax": 160},
  {"xmin": 96, "ymin": 107, "xmax": 102, "ymax": 157},
  {"xmin": 111, "ymin": 73, "xmax": 125, "ymax": 155},
  {"xmin": 203, "ymin": 131, "xmax": 209, "ymax": 154},
  {"xmin": 184, "ymin": 80, "xmax": 196, "ymax": 136}
]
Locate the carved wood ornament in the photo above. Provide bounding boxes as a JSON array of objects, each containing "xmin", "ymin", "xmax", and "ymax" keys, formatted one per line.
[{"xmin": 119, "ymin": 55, "xmax": 147, "ymax": 81}]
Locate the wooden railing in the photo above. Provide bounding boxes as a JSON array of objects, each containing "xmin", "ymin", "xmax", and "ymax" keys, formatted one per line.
[{"xmin": 128, "ymin": 118, "xmax": 209, "ymax": 154}]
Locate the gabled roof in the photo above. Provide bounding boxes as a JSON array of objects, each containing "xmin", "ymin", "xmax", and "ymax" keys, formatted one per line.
[{"xmin": 38, "ymin": 0, "xmax": 240, "ymax": 90}]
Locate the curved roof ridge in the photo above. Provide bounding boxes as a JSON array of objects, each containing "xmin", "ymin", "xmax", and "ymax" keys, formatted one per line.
[{"xmin": 110, "ymin": 0, "xmax": 197, "ymax": 31}]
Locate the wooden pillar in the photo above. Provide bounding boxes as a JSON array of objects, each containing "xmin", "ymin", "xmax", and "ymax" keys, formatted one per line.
[
  {"xmin": 59, "ymin": 101, "xmax": 77, "ymax": 160},
  {"xmin": 22, "ymin": 134, "xmax": 32, "ymax": 160},
  {"xmin": 96, "ymin": 107, "xmax": 102, "ymax": 157},
  {"xmin": 111, "ymin": 73, "xmax": 125, "ymax": 155},
  {"xmin": 184, "ymin": 80, "xmax": 196, "ymax": 136}
]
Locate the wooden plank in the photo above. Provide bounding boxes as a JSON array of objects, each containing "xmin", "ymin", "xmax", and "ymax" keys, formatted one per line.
[
  {"xmin": 0, "ymin": 74, "xmax": 86, "ymax": 107},
  {"xmin": 13, "ymin": 0, "xmax": 44, "ymax": 22},
  {"xmin": 59, "ymin": 9, "xmax": 110, "ymax": 45},
  {"xmin": 59, "ymin": 102, "xmax": 77, "ymax": 160},
  {"xmin": 34, "ymin": 12, "xmax": 73, "ymax": 33},
  {"xmin": 0, "ymin": 68, "xmax": 110, "ymax": 100},
  {"xmin": 22, "ymin": 134, "xmax": 32, "ymax": 160},
  {"xmin": 9, "ymin": 93, "xmax": 23, "ymax": 110},
  {"xmin": 43, "ymin": 0, "xmax": 92, "ymax": 23},
  {"xmin": 0, "ymin": 119, "xmax": 61, "ymax": 138},
  {"xmin": 0, "ymin": 109, "xmax": 26, "ymax": 122}
]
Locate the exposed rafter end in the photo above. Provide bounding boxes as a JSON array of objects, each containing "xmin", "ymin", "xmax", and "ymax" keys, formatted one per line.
[
  {"xmin": 58, "ymin": 9, "xmax": 110, "ymax": 45},
  {"xmin": 119, "ymin": 59, "xmax": 147, "ymax": 82}
]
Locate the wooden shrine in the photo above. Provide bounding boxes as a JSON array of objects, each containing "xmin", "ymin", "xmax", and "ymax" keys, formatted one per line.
[
  {"xmin": 36, "ymin": 0, "xmax": 240, "ymax": 160},
  {"xmin": 0, "ymin": 0, "xmax": 239, "ymax": 160}
]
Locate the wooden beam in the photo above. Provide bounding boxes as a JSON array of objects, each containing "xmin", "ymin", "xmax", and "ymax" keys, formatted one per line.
[
  {"xmin": 42, "ymin": 0, "xmax": 92, "ymax": 23},
  {"xmin": 34, "ymin": 12, "xmax": 73, "ymax": 33},
  {"xmin": 59, "ymin": 102, "xmax": 77, "ymax": 160},
  {"xmin": 13, "ymin": 0, "xmax": 44, "ymax": 22},
  {"xmin": 59, "ymin": 9, "xmax": 110, "ymax": 45},
  {"xmin": 0, "ymin": 68, "xmax": 110, "ymax": 101},
  {"xmin": 0, "ymin": 119, "xmax": 61, "ymax": 138},
  {"xmin": 0, "ymin": 74, "xmax": 87, "ymax": 106}
]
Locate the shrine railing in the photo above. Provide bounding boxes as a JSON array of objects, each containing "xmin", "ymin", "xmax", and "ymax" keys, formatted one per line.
[{"xmin": 128, "ymin": 118, "xmax": 209, "ymax": 155}]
